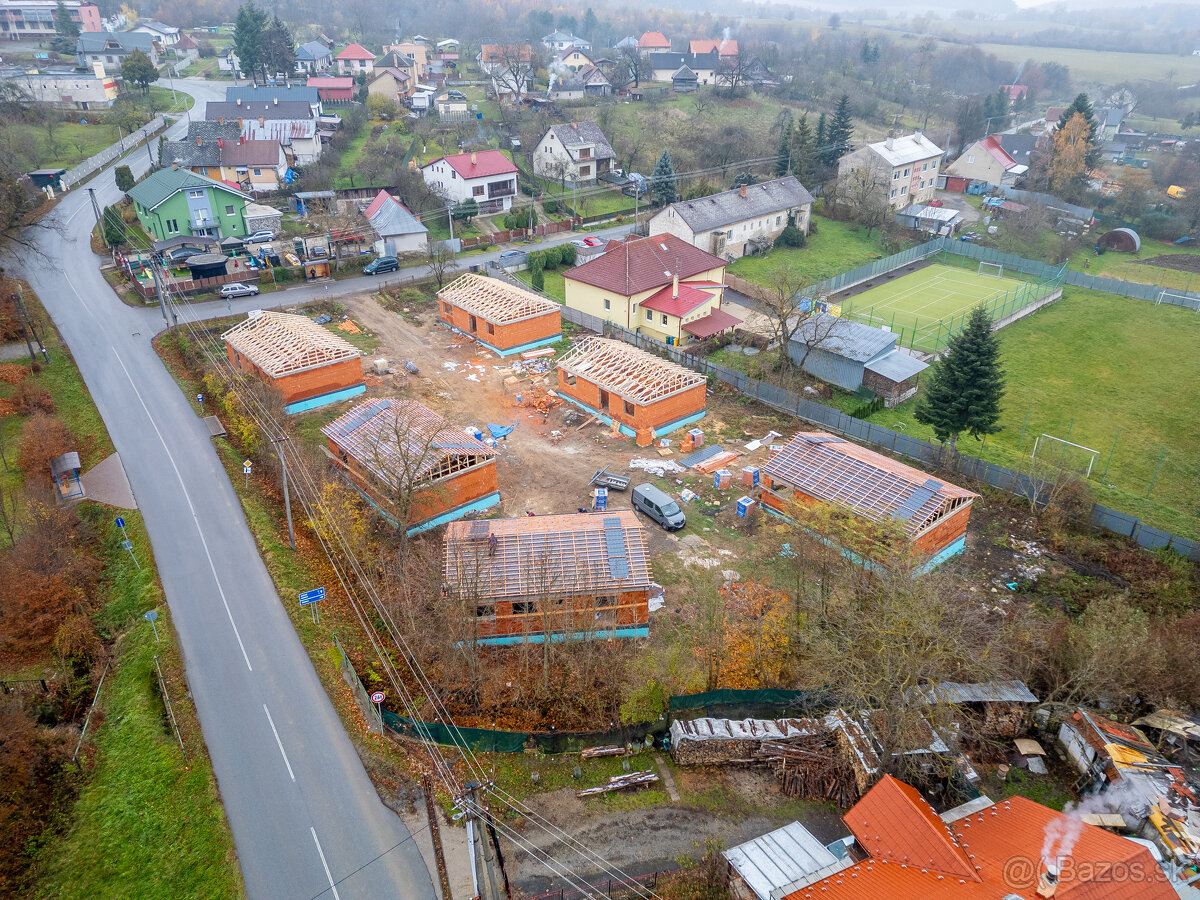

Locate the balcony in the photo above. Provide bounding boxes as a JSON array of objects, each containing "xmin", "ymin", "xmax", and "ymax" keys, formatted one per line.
[{"xmin": 487, "ymin": 179, "xmax": 516, "ymax": 199}]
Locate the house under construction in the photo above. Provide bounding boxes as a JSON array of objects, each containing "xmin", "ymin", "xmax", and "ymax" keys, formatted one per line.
[
  {"xmin": 556, "ymin": 336, "xmax": 707, "ymax": 446},
  {"xmin": 437, "ymin": 273, "xmax": 562, "ymax": 356},
  {"xmin": 442, "ymin": 510, "xmax": 652, "ymax": 644},
  {"xmin": 222, "ymin": 309, "xmax": 365, "ymax": 413},
  {"xmin": 761, "ymin": 432, "xmax": 978, "ymax": 570},
  {"xmin": 322, "ymin": 398, "xmax": 499, "ymax": 533}
]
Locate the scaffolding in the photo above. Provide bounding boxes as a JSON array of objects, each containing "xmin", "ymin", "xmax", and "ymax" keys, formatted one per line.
[
  {"xmin": 223, "ymin": 310, "xmax": 361, "ymax": 378},
  {"xmin": 763, "ymin": 432, "xmax": 977, "ymax": 538},
  {"xmin": 557, "ymin": 336, "xmax": 705, "ymax": 406},
  {"xmin": 438, "ymin": 273, "xmax": 560, "ymax": 324},
  {"xmin": 443, "ymin": 510, "xmax": 650, "ymax": 600}
]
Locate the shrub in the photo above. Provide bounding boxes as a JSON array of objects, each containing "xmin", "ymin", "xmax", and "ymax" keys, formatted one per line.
[
  {"xmin": 558, "ymin": 243, "xmax": 576, "ymax": 266},
  {"xmin": 13, "ymin": 381, "xmax": 54, "ymax": 416},
  {"xmin": 17, "ymin": 413, "xmax": 71, "ymax": 480},
  {"xmin": 774, "ymin": 224, "xmax": 806, "ymax": 249},
  {"xmin": 114, "ymin": 166, "xmax": 134, "ymax": 193},
  {"xmin": 531, "ymin": 268, "xmax": 545, "ymax": 291},
  {"xmin": 542, "ymin": 195, "xmax": 560, "ymax": 216}
]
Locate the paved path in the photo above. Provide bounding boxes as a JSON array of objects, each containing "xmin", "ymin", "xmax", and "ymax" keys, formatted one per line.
[
  {"xmin": 80, "ymin": 452, "xmax": 137, "ymax": 509},
  {"xmin": 7, "ymin": 78, "xmax": 437, "ymax": 900}
]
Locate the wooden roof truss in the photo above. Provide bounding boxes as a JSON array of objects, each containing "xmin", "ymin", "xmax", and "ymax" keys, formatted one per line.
[
  {"xmin": 557, "ymin": 336, "xmax": 705, "ymax": 405},
  {"xmin": 223, "ymin": 310, "xmax": 360, "ymax": 378},
  {"xmin": 439, "ymin": 273, "xmax": 559, "ymax": 324}
]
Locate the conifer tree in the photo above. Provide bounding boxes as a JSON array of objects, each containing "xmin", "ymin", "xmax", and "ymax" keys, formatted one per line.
[
  {"xmin": 774, "ymin": 111, "xmax": 793, "ymax": 177},
  {"xmin": 821, "ymin": 95, "xmax": 854, "ymax": 167},
  {"xmin": 649, "ymin": 150, "xmax": 677, "ymax": 204},
  {"xmin": 789, "ymin": 113, "xmax": 817, "ymax": 187}
]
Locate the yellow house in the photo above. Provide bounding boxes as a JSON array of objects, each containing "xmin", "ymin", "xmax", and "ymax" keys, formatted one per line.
[
  {"xmin": 368, "ymin": 67, "xmax": 414, "ymax": 103},
  {"xmin": 563, "ymin": 234, "xmax": 741, "ymax": 346},
  {"xmin": 553, "ymin": 45, "xmax": 595, "ymax": 73}
]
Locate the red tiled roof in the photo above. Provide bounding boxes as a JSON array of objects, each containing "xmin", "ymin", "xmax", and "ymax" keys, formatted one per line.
[
  {"xmin": 787, "ymin": 777, "xmax": 1176, "ymax": 900},
  {"xmin": 364, "ymin": 189, "xmax": 393, "ymax": 219},
  {"xmin": 981, "ymin": 135, "xmax": 1018, "ymax": 170},
  {"xmin": 335, "ymin": 42, "xmax": 374, "ymax": 59},
  {"xmin": 639, "ymin": 282, "xmax": 717, "ymax": 316},
  {"xmin": 565, "ymin": 233, "xmax": 725, "ymax": 297},
  {"xmin": 689, "ymin": 38, "xmax": 737, "ymax": 55},
  {"xmin": 422, "ymin": 150, "xmax": 518, "ymax": 180},
  {"xmin": 682, "ymin": 306, "xmax": 742, "ymax": 338},
  {"xmin": 638, "ymin": 31, "xmax": 670, "ymax": 48}
]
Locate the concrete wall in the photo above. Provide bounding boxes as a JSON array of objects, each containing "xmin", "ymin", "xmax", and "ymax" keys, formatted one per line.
[{"xmin": 438, "ymin": 300, "xmax": 561, "ymax": 352}]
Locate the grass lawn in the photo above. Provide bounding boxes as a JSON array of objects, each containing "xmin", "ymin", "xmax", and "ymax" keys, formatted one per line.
[
  {"xmin": 1069, "ymin": 241, "xmax": 1200, "ymax": 294},
  {"xmin": 14, "ymin": 122, "xmax": 121, "ymax": 169},
  {"xmin": 727, "ymin": 216, "xmax": 894, "ymax": 286},
  {"xmin": 857, "ymin": 287, "xmax": 1200, "ymax": 537},
  {"xmin": 332, "ymin": 127, "xmax": 372, "ymax": 190},
  {"xmin": 146, "ymin": 85, "xmax": 194, "ymax": 114},
  {"xmin": 514, "ymin": 267, "xmax": 567, "ymax": 301},
  {"xmin": 971, "ymin": 43, "xmax": 1200, "ymax": 86}
]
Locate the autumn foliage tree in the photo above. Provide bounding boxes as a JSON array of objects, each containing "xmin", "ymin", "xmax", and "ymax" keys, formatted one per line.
[
  {"xmin": 17, "ymin": 412, "xmax": 71, "ymax": 482},
  {"xmin": 1049, "ymin": 112, "xmax": 1092, "ymax": 196}
]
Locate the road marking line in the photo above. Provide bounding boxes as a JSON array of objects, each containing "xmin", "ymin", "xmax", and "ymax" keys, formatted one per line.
[
  {"xmin": 311, "ymin": 827, "xmax": 342, "ymax": 900},
  {"xmin": 111, "ymin": 347, "xmax": 253, "ymax": 671},
  {"xmin": 263, "ymin": 704, "xmax": 295, "ymax": 781}
]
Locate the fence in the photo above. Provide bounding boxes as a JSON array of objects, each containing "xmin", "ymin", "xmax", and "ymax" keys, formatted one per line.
[
  {"xmin": 61, "ymin": 115, "xmax": 167, "ymax": 191},
  {"xmin": 525, "ymin": 871, "xmax": 666, "ymax": 900}
]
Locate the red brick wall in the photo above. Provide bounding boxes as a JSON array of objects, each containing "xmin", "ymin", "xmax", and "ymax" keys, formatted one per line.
[
  {"xmin": 474, "ymin": 588, "xmax": 650, "ymax": 639},
  {"xmin": 439, "ymin": 302, "xmax": 561, "ymax": 352},
  {"xmin": 556, "ymin": 371, "xmax": 705, "ymax": 434},
  {"xmin": 227, "ymin": 344, "xmax": 364, "ymax": 404}
]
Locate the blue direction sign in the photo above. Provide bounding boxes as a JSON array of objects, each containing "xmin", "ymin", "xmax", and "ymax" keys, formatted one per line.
[
  {"xmin": 299, "ymin": 587, "xmax": 326, "ymax": 606},
  {"xmin": 115, "ymin": 516, "xmax": 126, "ymax": 528}
]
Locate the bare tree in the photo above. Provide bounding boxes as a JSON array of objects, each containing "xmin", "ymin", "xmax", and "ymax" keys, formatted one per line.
[
  {"xmin": 839, "ymin": 164, "xmax": 892, "ymax": 237},
  {"xmin": 716, "ymin": 53, "xmax": 751, "ymax": 98},
  {"xmin": 758, "ymin": 262, "xmax": 840, "ymax": 377},
  {"xmin": 615, "ymin": 45, "xmax": 645, "ymax": 89},
  {"xmin": 425, "ymin": 243, "xmax": 457, "ymax": 287},
  {"xmin": 490, "ymin": 44, "xmax": 538, "ymax": 105},
  {"xmin": 0, "ymin": 480, "xmax": 22, "ymax": 544}
]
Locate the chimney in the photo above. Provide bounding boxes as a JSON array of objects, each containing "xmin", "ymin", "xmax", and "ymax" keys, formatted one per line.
[
  {"xmin": 218, "ymin": 117, "xmax": 225, "ymax": 124},
  {"xmin": 672, "ymin": 272, "xmax": 678, "ymax": 299},
  {"xmin": 217, "ymin": 137, "xmax": 223, "ymax": 149},
  {"xmin": 259, "ymin": 116, "xmax": 264, "ymax": 125},
  {"xmin": 236, "ymin": 97, "xmax": 241, "ymax": 106},
  {"xmin": 739, "ymin": 184, "xmax": 746, "ymax": 198},
  {"xmin": 273, "ymin": 97, "xmax": 278, "ymax": 105},
  {"xmin": 471, "ymin": 151, "xmax": 477, "ymax": 165},
  {"xmin": 238, "ymin": 117, "xmax": 243, "ymax": 129},
  {"xmin": 196, "ymin": 136, "xmax": 202, "ymax": 146},
  {"xmin": 171, "ymin": 163, "xmax": 178, "ymax": 170},
  {"xmin": 1036, "ymin": 862, "xmax": 1059, "ymax": 899},
  {"xmin": 885, "ymin": 136, "xmax": 894, "ymax": 151}
]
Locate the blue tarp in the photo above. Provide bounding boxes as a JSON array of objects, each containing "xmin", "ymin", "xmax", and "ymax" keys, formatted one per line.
[{"xmin": 487, "ymin": 423, "xmax": 515, "ymax": 439}]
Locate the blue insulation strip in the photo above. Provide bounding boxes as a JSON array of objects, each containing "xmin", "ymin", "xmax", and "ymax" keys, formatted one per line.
[{"xmin": 285, "ymin": 382, "xmax": 366, "ymax": 415}]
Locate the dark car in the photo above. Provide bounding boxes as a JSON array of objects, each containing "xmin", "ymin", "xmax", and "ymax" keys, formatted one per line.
[
  {"xmin": 164, "ymin": 247, "xmax": 205, "ymax": 264},
  {"xmin": 363, "ymin": 256, "xmax": 400, "ymax": 275}
]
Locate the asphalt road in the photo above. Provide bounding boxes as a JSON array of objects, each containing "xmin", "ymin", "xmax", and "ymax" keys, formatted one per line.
[{"xmin": 8, "ymin": 79, "xmax": 437, "ymax": 900}]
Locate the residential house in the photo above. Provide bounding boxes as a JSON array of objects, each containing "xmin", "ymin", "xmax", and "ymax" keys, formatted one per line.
[
  {"xmin": 76, "ymin": 31, "xmax": 158, "ymax": 74},
  {"xmin": 637, "ymin": 31, "xmax": 671, "ymax": 51},
  {"xmin": 614, "ymin": 35, "xmax": 638, "ymax": 52},
  {"xmin": 563, "ymin": 233, "xmax": 737, "ymax": 347},
  {"xmin": 307, "ymin": 76, "xmax": 354, "ymax": 104},
  {"xmin": 477, "ymin": 42, "xmax": 532, "ymax": 76},
  {"xmin": 1095, "ymin": 106, "xmax": 1125, "ymax": 141},
  {"xmin": 441, "ymin": 510, "xmax": 651, "ymax": 645},
  {"xmin": 779, "ymin": 775, "xmax": 1176, "ymax": 900},
  {"xmin": 131, "ymin": 19, "xmax": 179, "ymax": 47},
  {"xmin": 126, "ymin": 165, "xmax": 251, "ymax": 241},
  {"xmin": 433, "ymin": 90, "xmax": 468, "ymax": 118},
  {"xmin": 383, "ymin": 42, "xmax": 428, "ymax": 76},
  {"xmin": 556, "ymin": 336, "xmax": 708, "ymax": 443},
  {"xmin": 421, "ymin": 150, "xmax": 519, "ymax": 214},
  {"xmin": 670, "ymin": 65, "xmax": 697, "ymax": 93},
  {"xmin": 334, "ymin": 43, "xmax": 375, "ymax": 76},
  {"xmin": 0, "ymin": 62, "xmax": 117, "ymax": 109},
  {"xmin": 363, "ymin": 189, "xmax": 428, "ymax": 256},
  {"xmin": 295, "ymin": 39, "xmax": 333, "ymax": 74},
  {"xmin": 1, "ymin": 0, "xmax": 100, "ymax": 39},
  {"xmin": 648, "ymin": 176, "xmax": 814, "ymax": 259},
  {"xmin": 226, "ymin": 85, "xmax": 322, "ymax": 117},
  {"xmin": 541, "ymin": 30, "xmax": 590, "ymax": 52},
  {"xmin": 551, "ymin": 45, "xmax": 594, "ymax": 73},
  {"xmin": 648, "ymin": 51, "xmax": 718, "ymax": 84},
  {"xmin": 367, "ymin": 67, "xmax": 413, "ymax": 104},
  {"xmin": 837, "ymin": 132, "xmax": 943, "ymax": 209},
  {"xmin": 222, "ymin": 310, "xmax": 365, "ymax": 413},
  {"xmin": 689, "ymin": 37, "xmax": 737, "ymax": 57},
  {"xmin": 532, "ymin": 121, "xmax": 615, "ymax": 185},
  {"xmin": 217, "ymin": 47, "xmax": 240, "ymax": 75},
  {"xmin": 436, "ymin": 273, "xmax": 561, "ymax": 356},
  {"xmin": 999, "ymin": 83, "xmax": 1028, "ymax": 103},
  {"xmin": 205, "ymin": 99, "xmax": 322, "ymax": 164},
  {"xmin": 995, "ymin": 132, "xmax": 1039, "ymax": 169},
  {"xmin": 489, "ymin": 65, "xmax": 534, "ymax": 104},
  {"xmin": 321, "ymin": 398, "xmax": 500, "ymax": 534},
  {"xmin": 1044, "ymin": 105, "xmax": 1067, "ymax": 126},
  {"xmin": 761, "ymin": 432, "xmax": 978, "ymax": 567},
  {"xmin": 162, "ymin": 121, "xmax": 288, "ymax": 193},
  {"xmin": 944, "ymin": 136, "xmax": 1027, "ymax": 189},
  {"xmin": 548, "ymin": 64, "xmax": 610, "ymax": 100},
  {"xmin": 786, "ymin": 312, "xmax": 927, "ymax": 406}
]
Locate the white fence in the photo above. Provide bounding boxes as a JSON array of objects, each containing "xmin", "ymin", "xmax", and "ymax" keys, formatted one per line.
[{"xmin": 61, "ymin": 115, "xmax": 167, "ymax": 191}]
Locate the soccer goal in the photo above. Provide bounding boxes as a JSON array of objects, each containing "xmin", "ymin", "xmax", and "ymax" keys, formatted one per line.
[
  {"xmin": 1031, "ymin": 433, "xmax": 1100, "ymax": 479},
  {"xmin": 978, "ymin": 261, "xmax": 1005, "ymax": 279},
  {"xmin": 1155, "ymin": 289, "xmax": 1197, "ymax": 308}
]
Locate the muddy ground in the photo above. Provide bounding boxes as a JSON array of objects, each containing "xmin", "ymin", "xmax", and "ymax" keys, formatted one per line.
[{"xmin": 1136, "ymin": 253, "xmax": 1200, "ymax": 274}]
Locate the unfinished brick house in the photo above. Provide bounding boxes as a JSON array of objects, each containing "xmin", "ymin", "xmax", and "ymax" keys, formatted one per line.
[
  {"xmin": 556, "ymin": 336, "xmax": 707, "ymax": 446},
  {"xmin": 222, "ymin": 310, "xmax": 365, "ymax": 413},
  {"xmin": 442, "ymin": 510, "xmax": 652, "ymax": 645},
  {"xmin": 437, "ymin": 273, "xmax": 562, "ymax": 356},
  {"xmin": 761, "ymin": 432, "xmax": 978, "ymax": 570},
  {"xmin": 321, "ymin": 398, "xmax": 499, "ymax": 534}
]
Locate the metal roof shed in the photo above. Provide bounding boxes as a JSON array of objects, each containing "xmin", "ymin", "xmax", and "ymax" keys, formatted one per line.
[{"xmin": 725, "ymin": 822, "xmax": 852, "ymax": 900}]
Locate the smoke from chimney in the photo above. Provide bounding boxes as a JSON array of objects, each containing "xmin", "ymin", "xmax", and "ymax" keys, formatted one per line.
[{"xmin": 236, "ymin": 97, "xmax": 242, "ymax": 106}]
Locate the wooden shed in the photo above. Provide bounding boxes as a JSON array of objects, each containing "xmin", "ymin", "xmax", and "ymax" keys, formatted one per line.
[
  {"xmin": 442, "ymin": 510, "xmax": 652, "ymax": 644},
  {"xmin": 222, "ymin": 310, "xmax": 365, "ymax": 413},
  {"xmin": 556, "ymin": 336, "xmax": 707, "ymax": 446},
  {"xmin": 437, "ymin": 273, "xmax": 562, "ymax": 356},
  {"xmin": 761, "ymin": 432, "xmax": 978, "ymax": 569},
  {"xmin": 321, "ymin": 398, "xmax": 499, "ymax": 534}
]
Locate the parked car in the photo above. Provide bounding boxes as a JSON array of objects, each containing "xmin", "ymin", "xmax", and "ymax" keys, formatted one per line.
[
  {"xmin": 925, "ymin": 199, "xmax": 944, "ymax": 207},
  {"xmin": 220, "ymin": 282, "xmax": 261, "ymax": 298},
  {"xmin": 632, "ymin": 483, "xmax": 686, "ymax": 531},
  {"xmin": 363, "ymin": 256, "xmax": 400, "ymax": 275},
  {"xmin": 570, "ymin": 239, "xmax": 589, "ymax": 249},
  {"xmin": 497, "ymin": 250, "xmax": 525, "ymax": 265},
  {"xmin": 245, "ymin": 230, "xmax": 277, "ymax": 244},
  {"xmin": 582, "ymin": 236, "xmax": 604, "ymax": 248}
]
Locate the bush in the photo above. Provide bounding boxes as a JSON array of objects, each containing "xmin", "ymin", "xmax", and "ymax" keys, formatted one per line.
[
  {"xmin": 114, "ymin": 166, "xmax": 134, "ymax": 193},
  {"xmin": 558, "ymin": 243, "xmax": 576, "ymax": 266},
  {"xmin": 542, "ymin": 195, "xmax": 560, "ymax": 216},
  {"xmin": 17, "ymin": 413, "xmax": 71, "ymax": 480},
  {"xmin": 13, "ymin": 381, "xmax": 54, "ymax": 416},
  {"xmin": 197, "ymin": 40, "xmax": 216, "ymax": 58},
  {"xmin": 531, "ymin": 268, "xmax": 545, "ymax": 291},
  {"xmin": 774, "ymin": 224, "xmax": 806, "ymax": 249}
]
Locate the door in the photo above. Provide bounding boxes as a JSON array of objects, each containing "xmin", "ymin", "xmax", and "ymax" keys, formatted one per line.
[
  {"xmin": 468, "ymin": 314, "xmax": 477, "ymax": 333},
  {"xmin": 599, "ymin": 389, "xmax": 609, "ymax": 411}
]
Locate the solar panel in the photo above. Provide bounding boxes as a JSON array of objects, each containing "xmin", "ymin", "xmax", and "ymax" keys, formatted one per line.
[
  {"xmin": 467, "ymin": 522, "xmax": 489, "ymax": 540},
  {"xmin": 605, "ymin": 525, "xmax": 628, "ymax": 580},
  {"xmin": 893, "ymin": 486, "xmax": 936, "ymax": 522},
  {"xmin": 329, "ymin": 400, "xmax": 386, "ymax": 437},
  {"xmin": 802, "ymin": 434, "xmax": 844, "ymax": 444}
]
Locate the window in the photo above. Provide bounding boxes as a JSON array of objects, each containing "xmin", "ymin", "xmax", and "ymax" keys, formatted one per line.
[
  {"xmin": 165, "ymin": 218, "xmax": 179, "ymax": 232},
  {"xmin": 603, "ymin": 298, "xmax": 610, "ymax": 310},
  {"xmin": 252, "ymin": 168, "xmax": 261, "ymax": 176},
  {"xmin": 187, "ymin": 189, "xmax": 204, "ymax": 199},
  {"xmin": 579, "ymin": 147, "xmax": 591, "ymax": 158},
  {"xmin": 661, "ymin": 314, "xmax": 668, "ymax": 325},
  {"xmin": 579, "ymin": 165, "xmax": 590, "ymax": 176},
  {"xmin": 225, "ymin": 205, "xmax": 235, "ymax": 215},
  {"xmin": 512, "ymin": 600, "xmax": 536, "ymax": 615},
  {"xmin": 566, "ymin": 373, "xmax": 576, "ymax": 386},
  {"xmin": 475, "ymin": 604, "xmax": 495, "ymax": 619},
  {"xmin": 623, "ymin": 400, "xmax": 634, "ymax": 415},
  {"xmin": 646, "ymin": 309, "xmax": 652, "ymax": 322},
  {"xmin": 485, "ymin": 321, "xmax": 495, "ymax": 335},
  {"xmin": 596, "ymin": 594, "xmax": 617, "ymax": 608},
  {"xmin": 903, "ymin": 167, "xmax": 909, "ymax": 176},
  {"xmin": 893, "ymin": 171, "xmax": 900, "ymax": 180},
  {"xmin": 776, "ymin": 215, "xmax": 782, "ymax": 226},
  {"xmin": 889, "ymin": 189, "xmax": 897, "ymax": 199},
  {"xmin": 473, "ymin": 185, "xmax": 484, "ymax": 196}
]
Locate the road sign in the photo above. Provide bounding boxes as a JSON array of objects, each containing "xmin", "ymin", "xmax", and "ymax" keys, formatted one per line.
[
  {"xmin": 243, "ymin": 464, "xmax": 252, "ymax": 474},
  {"xmin": 371, "ymin": 691, "xmax": 385, "ymax": 704},
  {"xmin": 121, "ymin": 539, "xmax": 133, "ymax": 551},
  {"xmin": 143, "ymin": 610, "xmax": 158, "ymax": 623},
  {"xmin": 115, "ymin": 516, "xmax": 125, "ymax": 528},
  {"xmin": 298, "ymin": 587, "xmax": 326, "ymax": 605},
  {"xmin": 243, "ymin": 459, "xmax": 252, "ymax": 468}
]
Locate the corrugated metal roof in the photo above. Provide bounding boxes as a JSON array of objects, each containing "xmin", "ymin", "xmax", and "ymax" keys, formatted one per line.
[
  {"xmin": 863, "ymin": 350, "xmax": 927, "ymax": 383},
  {"xmin": 864, "ymin": 132, "xmax": 943, "ymax": 167},
  {"xmin": 724, "ymin": 822, "xmax": 849, "ymax": 900},
  {"xmin": 911, "ymin": 680, "xmax": 1038, "ymax": 705},
  {"xmin": 788, "ymin": 313, "xmax": 895, "ymax": 363},
  {"xmin": 659, "ymin": 176, "xmax": 814, "ymax": 235}
]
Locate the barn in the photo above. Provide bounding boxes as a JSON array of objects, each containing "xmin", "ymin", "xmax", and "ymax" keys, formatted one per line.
[
  {"xmin": 437, "ymin": 273, "xmax": 562, "ymax": 356},
  {"xmin": 442, "ymin": 510, "xmax": 652, "ymax": 645},
  {"xmin": 787, "ymin": 314, "xmax": 927, "ymax": 407},
  {"xmin": 322, "ymin": 398, "xmax": 500, "ymax": 533},
  {"xmin": 222, "ymin": 310, "xmax": 365, "ymax": 413},
  {"xmin": 761, "ymin": 432, "xmax": 978, "ymax": 570},
  {"xmin": 556, "ymin": 336, "xmax": 707, "ymax": 446}
]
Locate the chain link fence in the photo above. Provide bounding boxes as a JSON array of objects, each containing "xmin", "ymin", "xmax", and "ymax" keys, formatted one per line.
[{"xmin": 61, "ymin": 115, "xmax": 167, "ymax": 191}]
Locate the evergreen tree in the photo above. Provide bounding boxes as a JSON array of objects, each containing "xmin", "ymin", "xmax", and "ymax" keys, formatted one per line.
[
  {"xmin": 822, "ymin": 94, "xmax": 854, "ymax": 167},
  {"xmin": 101, "ymin": 205, "xmax": 126, "ymax": 246},
  {"xmin": 260, "ymin": 16, "xmax": 295, "ymax": 80},
  {"xmin": 773, "ymin": 111, "xmax": 793, "ymax": 177},
  {"xmin": 914, "ymin": 306, "xmax": 1006, "ymax": 454},
  {"xmin": 51, "ymin": 0, "xmax": 79, "ymax": 54},
  {"xmin": 581, "ymin": 7, "xmax": 598, "ymax": 39},
  {"xmin": 1056, "ymin": 92, "xmax": 1099, "ymax": 168},
  {"xmin": 815, "ymin": 113, "xmax": 827, "ymax": 160},
  {"xmin": 114, "ymin": 165, "xmax": 134, "ymax": 193},
  {"xmin": 649, "ymin": 150, "xmax": 677, "ymax": 203},
  {"xmin": 233, "ymin": 2, "xmax": 267, "ymax": 84},
  {"xmin": 789, "ymin": 113, "xmax": 817, "ymax": 187}
]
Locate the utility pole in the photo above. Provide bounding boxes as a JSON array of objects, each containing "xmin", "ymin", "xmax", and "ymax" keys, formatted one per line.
[
  {"xmin": 10, "ymin": 291, "xmax": 36, "ymax": 364},
  {"xmin": 88, "ymin": 187, "xmax": 103, "ymax": 230},
  {"xmin": 14, "ymin": 286, "xmax": 48, "ymax": 364},
  {"xmin": 274, "ymin": 435, "xmax": 295, "ymax": 550},
  {"xmin": 464, "ymin": 783, "xmax": 506, "ymax": 900}
]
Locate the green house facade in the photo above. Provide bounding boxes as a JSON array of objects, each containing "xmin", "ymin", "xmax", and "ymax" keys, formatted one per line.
[{"xmin": 126, "ymin": 166, "xmax": 252, "ymax": 241}]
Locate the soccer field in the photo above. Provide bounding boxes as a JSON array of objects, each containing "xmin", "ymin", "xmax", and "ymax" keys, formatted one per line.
[{"xmin": 839, "ymin": 263, "xmax": 1039, "ymax": 353}]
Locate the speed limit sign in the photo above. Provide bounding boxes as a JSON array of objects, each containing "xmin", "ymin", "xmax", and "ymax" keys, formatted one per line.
[{"xmin": 371, "ymin": 691, "xmax": 385, "ymax": 704}]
